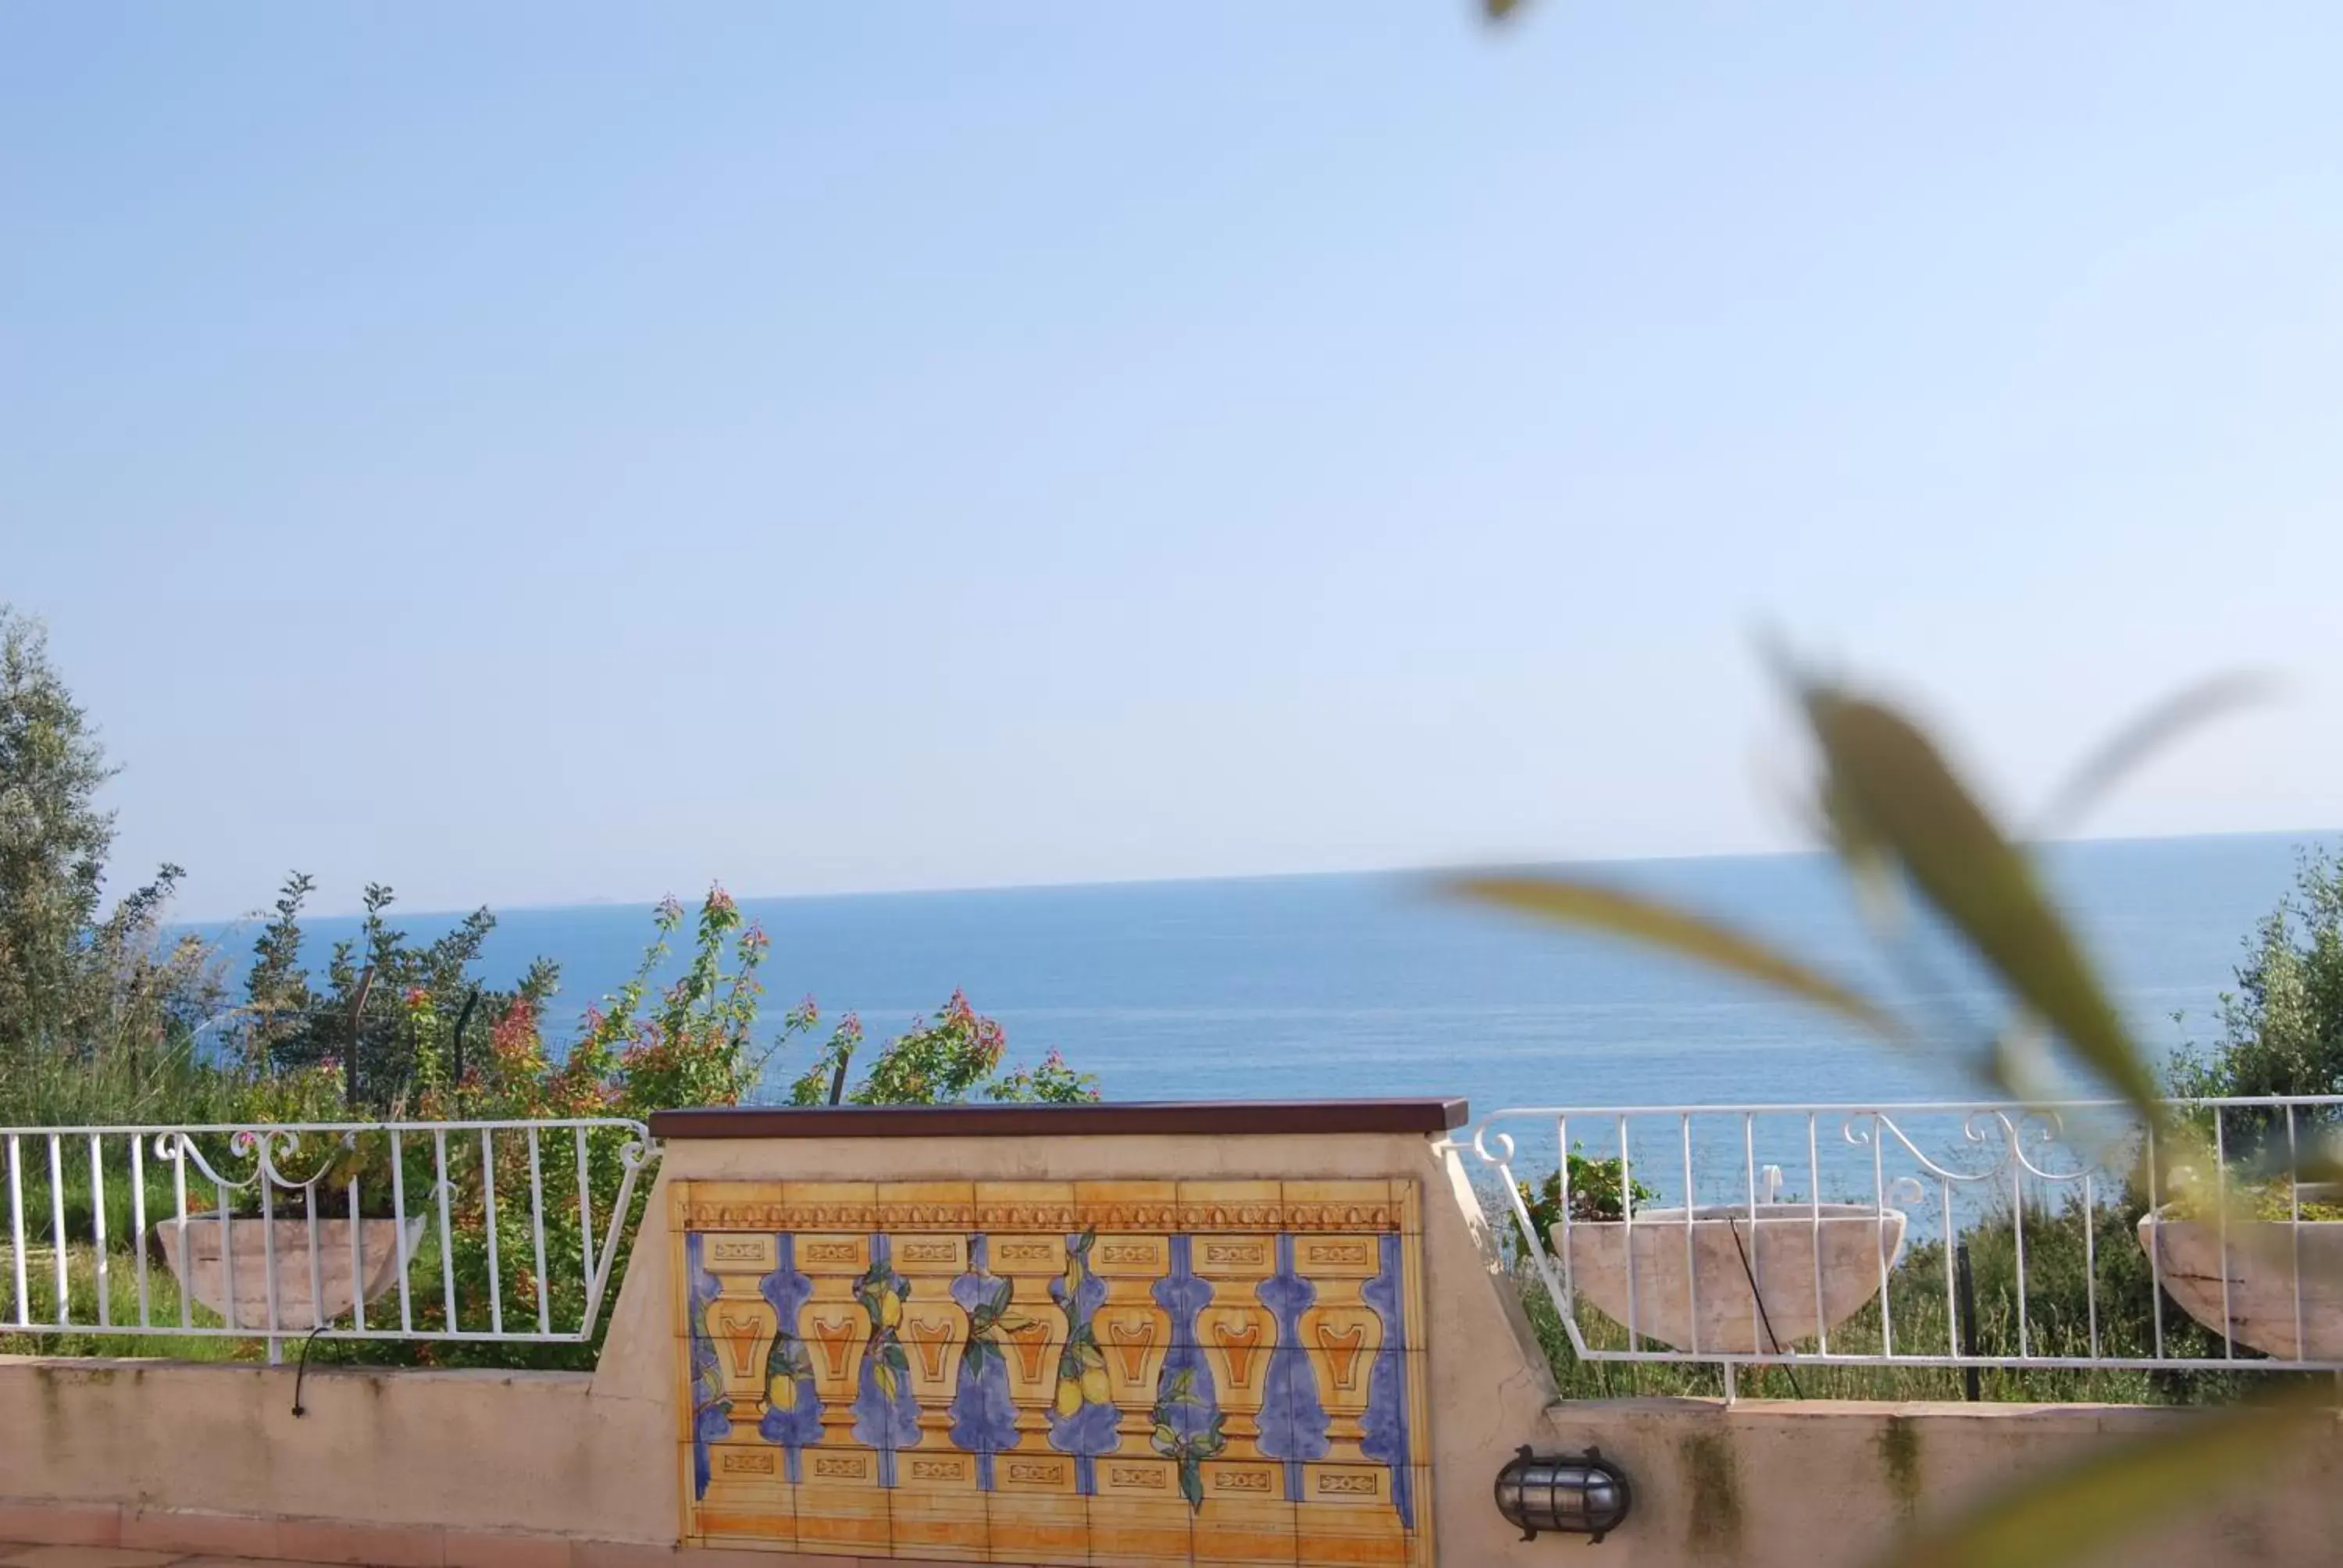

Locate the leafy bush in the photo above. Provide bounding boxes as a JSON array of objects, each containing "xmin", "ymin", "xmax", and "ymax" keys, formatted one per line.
[
  {"xmin": 2166, "ymin": 850, "xmax": 2343, "ymax": 1178},
  {"xmin": 241, "ymin": 874, "xmax": 533, "ymax": 1114},
  {"xmin": 1513, "ymin": 1148, "xmax": 1654, "ymax": 1253},
  {"xmin": 2171, "ymin": 850, "xmax": 2343, "ymax": 1103},
  {"xmin": 784, "ymin": 987, "xmax": 1097, "ymax": 1107},
  {"xmin": 0, "ymin": 605, "xmax": 228, "ymax": 1125}
]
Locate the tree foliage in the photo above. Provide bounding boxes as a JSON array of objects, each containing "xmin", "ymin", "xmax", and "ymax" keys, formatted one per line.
[
  {"xmin": 0, "ymin": 603, "xmax": 1095, "ymax": 1129},
  {"xmin": 0, "ymin": 606, "xmax": 223, "ymax": 1108},
  {"xmin": 2170, "ymin": 849, "xmax": 2343, "ymax": 1105},
  {"xmin": 0, "ymin": 606, "xmax": 113, "ymax": 1046},
  {"xmin": 244, "ymin": 873, "xmax": 526, "ymax": 1111},
  {"xmin": 238, "ymin": 879, "xmax": 1100, "ymax": 1120}
]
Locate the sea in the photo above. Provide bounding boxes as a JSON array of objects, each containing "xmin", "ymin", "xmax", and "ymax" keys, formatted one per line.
[{"xmin": 194, "ymin": 832, "xmax": 2329, "ymax": 1128}]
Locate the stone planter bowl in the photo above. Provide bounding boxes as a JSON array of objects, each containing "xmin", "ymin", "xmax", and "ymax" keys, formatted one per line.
[
  {"xmin": 153, "ymin": 1214, "xmax": 425, "ymax": 1332},
  {"xmin": 2136, "ymin": 1209, "xmax": 2343, "ymax": 1360},
  {"xmin": 1553, "ymin": 1203, "xmax": 1908, "ymax": 1353}
]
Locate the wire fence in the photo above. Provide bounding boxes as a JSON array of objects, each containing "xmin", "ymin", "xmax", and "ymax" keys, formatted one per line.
[
  {"xmin": 1459, "ymin": 1097, "xmax": 2343, "ymax": 1395},
  {"xmin": 0, "ymin": 1117, "xmax": 657, "ymax": 1360}
]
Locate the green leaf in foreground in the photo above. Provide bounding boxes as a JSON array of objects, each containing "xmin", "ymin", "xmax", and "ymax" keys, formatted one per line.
[
  {"xmin": 1873, "ymin": 1392, "xmax": 2331, "ymax": 1568},
  {"xmin": 1450, "ymin": 875, "xmax": 1903, "ymax": 1040},
  {"xmin": 1800, "ymin": 688, "xmax": 2165, "ymax": 1116},
  {"xmin": 2031, "ymin": 671, "xmax": 2280, "ymax": 839}
]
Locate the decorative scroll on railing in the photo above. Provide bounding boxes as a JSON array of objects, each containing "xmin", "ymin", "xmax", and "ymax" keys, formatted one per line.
[
  {"xmin": 0, "ymin": 1117, "xmax": 656, "ymax": 1357},
  {"xmin": 1460, "ymin": 1097, "xmax": 2343, "ymax": 1378}
]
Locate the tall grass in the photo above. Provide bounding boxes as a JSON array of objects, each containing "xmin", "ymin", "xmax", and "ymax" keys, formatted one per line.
[
  {"xmin": 0, "ymin": 1240, "xmax": 247, "ymax": 1360},
  {"xmin": 0, "ymin": 1029, "xmax": 249, "ymax": 1131}
]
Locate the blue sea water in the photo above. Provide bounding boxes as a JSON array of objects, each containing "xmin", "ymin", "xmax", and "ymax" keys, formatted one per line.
[{"xmin": 196, "ymin": 832, "xmax": 2332, "ymax": 1124}]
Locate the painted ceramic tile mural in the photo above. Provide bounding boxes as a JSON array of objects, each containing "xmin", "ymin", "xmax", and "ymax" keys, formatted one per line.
[{"xmin": 671, "ymin": 1178, "xmax": 1433, "ymax": 1567}]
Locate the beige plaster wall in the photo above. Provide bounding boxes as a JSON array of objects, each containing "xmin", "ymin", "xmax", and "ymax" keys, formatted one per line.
[
  {"xmin": 5, "ymin": 1128, "xmax": 2340, "ymax": 1566},
  {"xmin": 0, "ymin": 1357, "xmax": 657, "ymax": 1540},
  {"xmin": 1543, "ymin": 1398, "xmax": 2343, "ymax": 1567}
]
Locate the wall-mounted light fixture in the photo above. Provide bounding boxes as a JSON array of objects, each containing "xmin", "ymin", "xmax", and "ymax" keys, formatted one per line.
[{"xmin": 1493, "ymin": 1444, "xmax": 1632, "ymax": 1543}]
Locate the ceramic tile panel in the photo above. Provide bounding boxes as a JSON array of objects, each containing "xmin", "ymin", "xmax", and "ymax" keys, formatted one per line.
[
  {"xmin": 1277, "ymin": 1183, "xmax": 1403, "ymax": 1236},
  {"xmin": 880, "ymin": 1181, "xmax": 979, "ymax": 1230},
  {"xmin": 1402, "ymin": 1352, "xmax": 1433, "ymax": 1476},
  {"xmin": 977, "ymin": 1181, "xmax": 1080, "ymax": 1232},
  {"xmin": 1295, "ymin": 1459, "xmax": 1422, "ymax": 1566},
  {"xmin": 680, "ymin": 1180, "xmax": 790, "ymax": 1232},
  {"xmin": 987, "ymin": 1459, "xmax": 1090, "ymax": 1566},
  {"xmin": 1175, "ymin": 1181, "xmax": 1285, "ymax": 1234},
  {"xmin": 1393, "ymin": 1213, "xmax": 1428, "ymax": 1357},
  {"xmin": 673, "ymin": 1178, "xmax": 1431, "ymax": 1568},
  {"xmin": 1087, "ymin": 1482, "xmax": 1194, "ymax": 1568},
  {"xmin": 1076, "ymin": 1180, "xmax": 1182, "ymax": 1231},
  {"xmin": 1186, "ymin": 1230, "xmax": 1277, "ymax": 1463},
  {"xmin": 890, "ymin": 1442, "xmax": 990, "ymax": 1563},
  {"xmin": 1189, "ymin": 1476, "xmax": 1297, "ymax": 1568},
  {"xmin": 772, "ymin": 1436, "xmax": 892, "ymax": 1559},
  {"xmin": 695, "ymin": 1436, "xmax": 799, "ymax": 1552},
  {"xmin": 780, "ymin": 1181, "xmax": 883, "ymax": 1231},
  {"xmin": 676, "ymin": 1438, "xmax": 702, "ymax": 1550}
]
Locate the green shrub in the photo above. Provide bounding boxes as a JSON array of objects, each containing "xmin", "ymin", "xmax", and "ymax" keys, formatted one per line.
[
  {"xmin": 2170, "ymin": 850, "xmax": 2343, "ymax": 1102},
  {"xmin": 1506, "ymin": 1148, "xmax": 1656, "ymax": 1264}
]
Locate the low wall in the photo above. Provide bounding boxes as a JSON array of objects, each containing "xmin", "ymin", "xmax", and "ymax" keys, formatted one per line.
[
  {"xmin": 0, "ymin": 1360, "xmax": 647, "ymax": 1563},
  {"xmin": 2, "ymin": 1099, "xmax": 2338, "ymax": 1567}
]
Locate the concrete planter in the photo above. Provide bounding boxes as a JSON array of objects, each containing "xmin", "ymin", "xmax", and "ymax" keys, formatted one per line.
[
  {"xmin": 152, "ymin": 1214, "xmax": 425, "ymax": 1331},
  {"xmin": 2135, "ymin": 1210, "xmax": 2343, "ymax": 1360},
  {"xmin": 1553, "ymin": 1203, "xmax": 1908, "ymax": 1353}
]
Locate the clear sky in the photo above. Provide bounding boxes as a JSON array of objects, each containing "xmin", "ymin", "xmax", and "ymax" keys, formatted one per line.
[{"xmin": 5, "ymin": 3, "xmax": 2340, "ymax": 921}]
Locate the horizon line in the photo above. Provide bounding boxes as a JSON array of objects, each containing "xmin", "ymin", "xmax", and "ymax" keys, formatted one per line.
[{"xmin": 171, "ymin": 824, "xmax": 2341, "ymax": 928}]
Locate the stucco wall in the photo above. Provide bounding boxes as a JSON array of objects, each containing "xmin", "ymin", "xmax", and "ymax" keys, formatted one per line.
[
  {"xmin": 4, "ymin": 1125, "xmax": 2339, "ymax": 1566},
  {"xmin": 1539, "ymin": 1397, "xmax": 2343, "ymax": 1567},
  {"xmin": 0, "ymin": 1358, "xmax": 650, "ymax": 1538}
]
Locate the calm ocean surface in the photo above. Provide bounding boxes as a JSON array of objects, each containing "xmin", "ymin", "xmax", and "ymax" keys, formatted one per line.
[{"xmin": 199, "ymin": 832, "xmax": 2333, "ymax": 1121}]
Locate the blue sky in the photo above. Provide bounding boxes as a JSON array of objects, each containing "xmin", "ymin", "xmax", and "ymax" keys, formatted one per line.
[{"xmin": 5, "ymin": 3, "xmax": 2339, "ymax": 920}]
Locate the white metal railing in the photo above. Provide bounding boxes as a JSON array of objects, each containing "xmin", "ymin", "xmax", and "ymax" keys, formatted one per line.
[
  {"xmin": 1458, "ymin": 1097, "xmax": 2343, "ymax": 1382},
  {"xmin": 0, "ymin": 1117, "xmax": 657, "ymax": 1360}
]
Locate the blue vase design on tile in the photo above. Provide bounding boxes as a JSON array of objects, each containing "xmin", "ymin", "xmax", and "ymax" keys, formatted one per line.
[
  {"xmin": 1150, "ymin": 1235, "xmax": 1226, "ymax": 1512},
  {"xmin": 756, "ymin": 1235, "xmax": 824, "ymax": 1482},
  {"xmin": 684, "ymin": 1233, "xmax": 732, "ymax": 1501},
  {"xmin": 1257, "ymin": 1233, "xmax": 1331, "ymax": 1498},
  {"xmin": 1045, "ymin": 1228, "xmax": 1122, "ymax": 1495},
  {"xmin": 851, "ymin": 1235, "xmax": 922, "ymax": 1487},
  {"xmin": 1359, "ymin": 1232, "xmax": 1414, "ymax": 1528},
  {"xmin": 949, "ymin": 1236, "xmax": 1025, "ymax": 1490}
]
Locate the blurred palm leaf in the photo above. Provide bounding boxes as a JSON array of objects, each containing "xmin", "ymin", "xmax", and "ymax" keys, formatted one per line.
[
  {"xmin": 2032, "ymin": 672, "xmax": 2279, "ymax": 839},
  {"xmin": 1453, "ymin": 875, "xmax": 1902, "ymax": 1039},
  {"xmin": 1798, "ymin": 685, "xmax": 2166, "ymax": 1117},
  {"xmin": 1449, "ymin": 658, "xmax": 2320, "ymax": 1568}
]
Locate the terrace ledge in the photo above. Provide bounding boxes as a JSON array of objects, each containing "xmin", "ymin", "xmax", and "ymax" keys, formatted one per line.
[{"xmin": 647, "ymin": 1096, "xmax": 1469, "ymax": 1139}]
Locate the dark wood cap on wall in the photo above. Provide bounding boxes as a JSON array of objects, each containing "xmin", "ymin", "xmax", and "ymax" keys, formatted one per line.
[{"xmin": 647, "ymin": 1098, "xmax": 1470, "ymax": 1141}]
